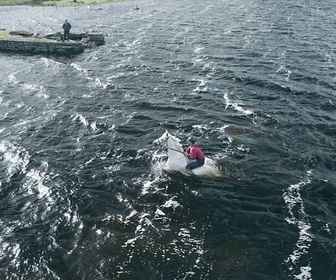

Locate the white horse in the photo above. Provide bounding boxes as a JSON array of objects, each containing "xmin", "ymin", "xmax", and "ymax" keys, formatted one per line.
[{"xmin": 154, "ymin": 131, "xmax": 223, "ymax": 179}]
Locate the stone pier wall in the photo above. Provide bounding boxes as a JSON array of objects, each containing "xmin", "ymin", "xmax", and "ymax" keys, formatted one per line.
[
  {"xmin": 0, "ymin": 38, "xmax": 84, "ymax": 56},
  {"xmin": 0, "ymin": 32, "xmax": 104, "ymax": 56}
]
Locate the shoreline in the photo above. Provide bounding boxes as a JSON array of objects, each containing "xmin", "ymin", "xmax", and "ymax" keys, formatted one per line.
[{"xmin": 0, "ymin": 0, "xmax": 132, "ymax": 7}]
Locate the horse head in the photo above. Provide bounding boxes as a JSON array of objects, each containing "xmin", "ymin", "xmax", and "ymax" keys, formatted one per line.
[
  {"xmin": 154, "ymin": 131, "xmax": 188, "ymax": 171},
  {"xmin": 153, "ymin": 130, "xmax": 169, "ymax": 146},
  {"xmin": 165, "ymin": 132, "xmax": 188, "ymax": 170}
]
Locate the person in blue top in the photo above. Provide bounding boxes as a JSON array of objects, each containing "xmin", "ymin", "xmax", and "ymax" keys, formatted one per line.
[{"xmin": 62, "ymin": 20, "xmax": 71, "ymax": 42}]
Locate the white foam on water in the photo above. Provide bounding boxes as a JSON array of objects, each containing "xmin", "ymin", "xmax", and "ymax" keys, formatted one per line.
[
  {"xmin": 71, "ymin": 113, "xmax": 89, "ymax": 127},
  {"xmin": 192, "ymin": 78, "xmax": 208, "ymax": 94},
  {"xmin": 8, "ymin": 73, "xmax": 18, "ymax": 84},
  {"xmin": 70, "ymin": 62, "xmax": 90, "ymax": 75},
  {"xmin": 0, "ymin": 140, "xmax": 30, "ymax": 180},
  {"xmin": 217, "ymin": 124, "xmax": 233, "ymax": 143},
  {"xmin": 25, "ymin": 169, "xmax": 51, "ymax": 200},
  {"xmin": 162, "ymin": 197, "xmax": 181, "ymax": 209},
  {"xmin": 155, "ymin": 208, "xmax": 166, "ymax": 217},
  {"xmin": 8, "ymin": 243, "xmax": 20, "ymax": 269},
  {"xmin": 194, "ymin": 46, "xmax": 204, "ymax": 54},
  {"xmin": 115, "ymin": 158, "xmax": 210, "ymax": 278},
  {"xmin": 283, "ymin": 171, "xmax": 313, "ymax": 280},
  {"xmin": 90, "ymin": 120, "xmax": 97, "ymax": 131},
  {"xmin": 0, "ymin": 224, "xmax": 15, "ymax": 258},
  {"xmin": 223, "ymin": 91, "xmax": 255, "ymax": 116},
  {"xmin": 294, "ymin": 266, "xmax": 312, "ymax": 280},
  {"xmin": 40, "ymin": 57, "xmax": 65, "ymax": 69},
  {"xmin": 21, "ymin": 163, "xmax": 56, "ymax": 226},
  {"xmin": 276, "ymin": 64, "xmax": 292, "ymax": 80},
  {"xmin": 237, "ymin": 144, "xmax": 250, "ymax": 152},
  {"xmin": 138, "ymin": 161, "xmax": 165, "ymax": 195},
  {"xmin": 0, "ymin": 147, "xmax": 82, "ymax": 278},
  {"xmin": 126, "ymin": 210, "xmax": 138, "ymax": 220},
  {"xmin": 0, "ymin": 95, "xmax": 11, "ymax": 108},
  {"xmin": 112, "ymin": 148, "xmax": 210, "ymax": 278},
  {"xmin": 321, "ymin": 223, "xmax": 331, "ymax": 234},
  {"xmin": 141, "ymin": 179, "xmax": 160, "ymax": 196},
  {"xmin": 21, "ymin": 82, "xmax": 46, "ymax": 95},
  {"xmin": 191, "ymin": 124, "xmax": 209, "ymax": 132},
  {"xmin": 93, "ymin": 77, "xmax": 112, "ymax": 89}
]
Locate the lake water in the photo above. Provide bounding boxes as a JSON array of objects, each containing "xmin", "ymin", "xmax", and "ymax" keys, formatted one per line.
[{"xmin": 0, "ymin": 0, "xmax": 335, "ymax": 279}]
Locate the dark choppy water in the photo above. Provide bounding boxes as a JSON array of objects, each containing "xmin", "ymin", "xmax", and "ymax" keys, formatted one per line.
[{"xmin": 0, "ymin": 0, "xmax": 336, "ymax": 279}]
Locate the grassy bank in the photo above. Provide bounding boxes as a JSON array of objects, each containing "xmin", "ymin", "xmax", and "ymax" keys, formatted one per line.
[
  {"xmin": 0, "ymin": 30, "xmax": 25, "ymax": 40},
  {"xmin": 0, "ymin": 0, "xmax": 125, "ymax": 7},
  {"xmin": 0, "ymin": 30, "xmax": 9, "ymax": 37},
  {"xmin": 0, "ymin": 30, "xmax": 16, "ymax": 38}
]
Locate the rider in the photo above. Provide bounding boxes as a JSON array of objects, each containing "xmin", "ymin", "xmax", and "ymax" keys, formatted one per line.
[{"xmin": 185, "ymin": 137, "xmax": 205, "ymax": 171}]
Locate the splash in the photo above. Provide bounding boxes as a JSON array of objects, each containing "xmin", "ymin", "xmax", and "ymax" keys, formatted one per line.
[
  {"xmin": 223, "ymin": 91, "xmax": 255, "ymax": 116},
  {"xmin": 283, "ymin": 171, "xmax": 313, "ymax": 280}
]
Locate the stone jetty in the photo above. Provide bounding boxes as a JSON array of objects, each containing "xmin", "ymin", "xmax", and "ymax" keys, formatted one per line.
[{"xmin": 0, "ymin": 31, "xmax": 105, "ymax": 56}]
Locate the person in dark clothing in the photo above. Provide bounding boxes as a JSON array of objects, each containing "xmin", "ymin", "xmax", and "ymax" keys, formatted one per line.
[
  {"xmin": 62, "ymin": 19, "xmax": 71, "ymax": 42},
  {"xmin": 185, "ymin": 137, "xmax": 205, "ymax": 171}
]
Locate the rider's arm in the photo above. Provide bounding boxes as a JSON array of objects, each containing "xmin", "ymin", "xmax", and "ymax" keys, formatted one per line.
[
  {"xmin": 188, "ymin": 147, "xmax": 197, "ymax": 160},
  {"xmin": 185, "ymin": 146, "xmax": 191, "ymax": 158}
]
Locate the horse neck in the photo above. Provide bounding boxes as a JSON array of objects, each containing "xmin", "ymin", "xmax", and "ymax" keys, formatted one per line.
[
  {"xmin": 167, "ymin": 136, "xmax": 187, "ymax": 167},
  {"xmin": 167, "ymin": 137, "xmax": 183, "ymax": 152}
]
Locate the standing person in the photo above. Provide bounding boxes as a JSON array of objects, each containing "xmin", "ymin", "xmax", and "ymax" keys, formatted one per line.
[
  {"xmin": 185, "ymin": 137, "xmax": 205, "ymax": 171},
  {"xmin": 62, "ymin": 19, "xmax": 71, "ymax": 42}
]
